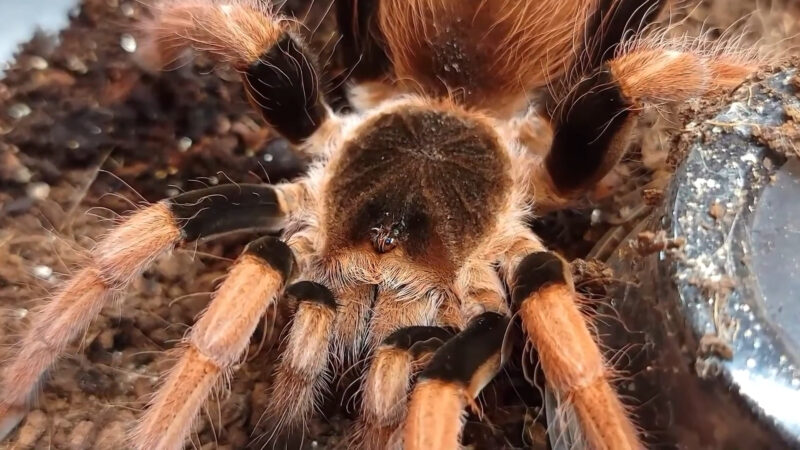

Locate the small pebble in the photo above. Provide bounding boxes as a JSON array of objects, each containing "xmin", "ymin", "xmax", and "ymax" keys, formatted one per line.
[
  {"xmin": 66, "ymin": 55, "xmax": 88, "ymax": 74},
  {"xmin": 93, "ymin": 421, "xmax": 126, "ymax": 450},
  {"xmin": 178, "ymin": 136, "xmax": 192, "ymax": 151},
  {"xmin": 214, "ymin": 115, "xmax": 231, "ymax": 134},
  {"xmin": 32, "ymin": 265, "xmax": 53, "ymax": 280},
  {"xmin": 0, "ymin": 147, "xmax": 32, "ymax": 183},
  {"xmin": 709, "ymin": 201, "xmax": 725, "ymax": 220},
  {"xmin": 15, "ymin": 410, "xmax": 47, "ymax": 449},
  {"xmin": 68, "ymin": 420, "xmax": 96, "ymax": 450},
  {"xmin": 8, "ymin": 103, "xmax": 32, "ymax": 119},
  {"xmin": 590, "ymin": 209, "xmax": 603, "ymax": 225},
  {"xmin": 120, "ymin": 34, "xmax": 137, "ymax": 53},
  {"xmin": 26, "ymin": 182, "xmax": 51, "ymax": 200},
  {"xmin": 120, "ymin": 2, "xmax": 135, "ymax": 17},
  {"xmin": 27, "ymin": 56, "xmax": 49, "ymax": 70},
  {"xmin": 98, "ymin": 329, "xmax": 116, "ymax": 351}
]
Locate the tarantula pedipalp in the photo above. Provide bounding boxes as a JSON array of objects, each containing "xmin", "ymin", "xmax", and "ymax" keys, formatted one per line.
[{"xmin": 0, "ymin": 0, "xmax": 760, "ymax": 448}]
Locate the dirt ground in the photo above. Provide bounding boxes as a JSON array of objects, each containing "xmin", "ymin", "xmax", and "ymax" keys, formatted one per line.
[{"xmin": 0, "ymin": 1, "xmax": 798, "ymax": 449}]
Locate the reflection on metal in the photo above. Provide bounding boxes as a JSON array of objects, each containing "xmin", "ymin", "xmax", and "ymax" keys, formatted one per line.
[
  {"xmin": 564, "ymin": 67, "xmax": 800, "ymax": 449},
  {"xmin": 670, "ymin": 68, "xmax": 800, "ymax": 441}
]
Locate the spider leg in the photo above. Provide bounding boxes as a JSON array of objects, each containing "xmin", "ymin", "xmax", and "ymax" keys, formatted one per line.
[
  {"xmin": 133, "ymin": 236, "xmax": 296, "ymax": 450},
  {"xmin": 367, "ymin": 286, "xmax": 446, "ymax": 348},
  {"xmin": 536, "ymin": 0, "xmax": 667, "ymax": 197},
  {"xmin": 262, "ymin": 281, "xmax": 337, "ymax": 433},
  {"xmin": 515, "ymin": 0, "xmax": 758, "ymax": 209},
  {"xmin": 542, "ymin": 66, "xmax": 636, "ymax": 197},
  {"xmin": 356, "ymin": 326, "xmax": 455, "ymax": 449},
  {"xmin": 146, "ymin": 0, "xmax": 331, "ymax": 144},
  {"xmin": 353, "ymin": 270, "xmax": 489, "ymax": 449},
  {"xmin": 503, "ymin": 241, "xmax": 640, "ymax": 449},
  {"xmin": 0, "ymin": 183, "xmax": 297, "ymax": 440},
  {"xmin": 404, "ymin": 312, "xmax": 510, "ymax": 450},
  {"xmin": 580, "ymin": 0, "xmax": 669, "ymax": 69},
  {"xmin": 334, "ymin": 0, "xmax": 391, "ymax": 83},
  {"xmin": 528, "ymin": 45, "xmax": 758, "ymax": 208}
]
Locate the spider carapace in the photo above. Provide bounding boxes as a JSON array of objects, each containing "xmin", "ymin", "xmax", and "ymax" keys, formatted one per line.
[
  {"xmin": 0, "ymin": 0, "xmax": 764, "ymax": 449},
  {"xmin": 331, "ymin": 106, "xmax": 510, "ymax": 264}
]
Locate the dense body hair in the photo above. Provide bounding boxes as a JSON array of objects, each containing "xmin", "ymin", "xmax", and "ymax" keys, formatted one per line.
[
  {"xmin": 142, "ymin": 0, "xmax": 285, "ymax": 68},
  {"xmin": 324, "ymin": 101, "xmax": 512, "ymax": 270},
  {"xmin": 378, "ymin": 0, "xmax": 592, "ymax": 112},
  {"xmin": 0, "ymin": 1, "xmax": 771, "ymax": 450}
]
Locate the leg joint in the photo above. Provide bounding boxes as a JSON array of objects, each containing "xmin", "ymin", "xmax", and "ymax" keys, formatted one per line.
[
  {"xmin": 244, "ymin": 33, "xmax": 328, "ymax": 143},
  {"xmin": 244, "ymin": 237, "xmax": 296, "ymax": 282},
  {"xmin": 511, "ymin": 251, "xmax": 569, "ymax": 308},
  {"xmin": 381, "ymin": 326, "xmax": 456, "ymax": 360},
  {"xmin": 419, "ymin": 312, "xmax": 508, "ymax": 386},
  {"xmin": 167, "ymin": 184, "xmax": 285, "ymax": 241},
  {"xmin": 285, "ymin": 281, "xmax": 337, "ymax": 310}
]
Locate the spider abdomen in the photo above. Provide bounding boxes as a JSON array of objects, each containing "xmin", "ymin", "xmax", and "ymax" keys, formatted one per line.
[
  {"xmin": 324, "ymin": 104, "xmax": 511, "ymax": 269},
  {"xmin": 378, "ymin": 0, "xmax": 590, "ymax": 112}
]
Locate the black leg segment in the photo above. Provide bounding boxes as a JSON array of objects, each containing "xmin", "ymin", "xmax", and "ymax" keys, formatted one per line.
[
  {"xmin": 581, "ymin": 0, "xmax": 668, "ymax": 69},
  {"xmin": 335, "ymin": 0, "xmax": 391, "ymax": 82},
  {"xmin": 285, "ymin": 281, "xmax": 338, "ymax": 310},
  {"xmin": 510, "ymin": 251, "xmax": 569, "ymax": 309},
  {"xmin": 381, "ymin": 326, "xmax": 456, "ymax": 359},
  {"xmin": 167, "ymin": 184, "xmax": 286, "ymax": 241},
  {"xmin": 244, "ymin": 33, "xmax": 329, "ymax": 143},
  {"xmin": 244, "ymin": 236, "xmax": 296, "ymax": 282},
  {"xmin": 546, "ymin": 68, "xmax": 633, "ymax": 194},
  {"xmin": 418, "ymin": 312, "xmax": 509, "ymax": 389}
]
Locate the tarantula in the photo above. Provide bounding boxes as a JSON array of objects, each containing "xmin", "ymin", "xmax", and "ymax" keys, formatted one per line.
[{"xmin": 0, "ymin": 0, "xmax": 759, "ymax": 448}]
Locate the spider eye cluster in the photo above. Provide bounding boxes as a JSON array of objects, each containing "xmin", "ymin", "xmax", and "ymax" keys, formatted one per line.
[{"xmin": 370, "ymin": 221, "xmax": 403, "ymax": 253}]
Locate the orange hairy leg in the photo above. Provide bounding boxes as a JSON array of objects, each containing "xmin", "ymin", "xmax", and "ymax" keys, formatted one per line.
[
  {"xmin": 521, "ymin": 0, "xmax": 760, "ymax": 208},
  {"xmin": 0, "ymin": 184, "xmax": 291, "ymax": 440},
  {"xmin": 0, "ymin": 204, "xmax": 180, "ymax": 438},
  {"xmin": 262, "ymin": 281, "xmax": 338, "ymax": 433},
  {"xmin": 537, "ymin": 40, "xmax": 761, "ymax": 205},
  {"xmin": 144, "ymin": 0, "xmax": 329, "ymax": 144},
  {"xmin": 509, "ymin": 251, "xmax": 640, "ymax": 450},
  {"xmin": 404, "ymin": 312, "xmax": 510, "ymax": 450},
  {"xmin": 356, "ymin": 326, "xmax": 455, "ymax": 449},
  {"xmin": 133, "ymin": 237, "xmax": 295, "ymax": 450}
]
